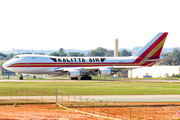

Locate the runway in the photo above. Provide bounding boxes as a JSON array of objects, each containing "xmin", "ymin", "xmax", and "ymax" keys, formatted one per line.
[
  {"xmin": 0, "ymin": 79, "xmax": 180, "ymax": 83},
  {"xmin": 80, "ymin": 95, "xmax": 180, "ymax": 102}
]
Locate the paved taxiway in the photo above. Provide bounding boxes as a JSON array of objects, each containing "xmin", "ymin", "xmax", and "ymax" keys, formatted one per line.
[
  {"xmin": 0, "ymin": 79, "xmax": 180, "ymax": 83},
  {"xmin": 0, "ymin": 95, "xmax": 180, "ymax": 102}
]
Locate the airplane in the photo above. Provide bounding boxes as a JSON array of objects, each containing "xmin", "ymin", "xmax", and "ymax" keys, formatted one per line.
[{"xmin": 3, "ymin": 32, "xmax": 171, "ymax": 80}]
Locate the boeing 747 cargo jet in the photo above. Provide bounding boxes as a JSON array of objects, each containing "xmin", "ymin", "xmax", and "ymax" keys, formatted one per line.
[{"xmin": 3, "ymin": 32, "xmax": 170, "ymax": 80}]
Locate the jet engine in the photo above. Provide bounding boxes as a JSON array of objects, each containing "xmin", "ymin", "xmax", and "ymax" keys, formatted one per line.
[
  {"xmin": 98, "ymin": 69, "xmax": 117, "ymax": 76},
  {"xmin": 67, "ymin": 70, "xmax": 81, "ymax": 78}
]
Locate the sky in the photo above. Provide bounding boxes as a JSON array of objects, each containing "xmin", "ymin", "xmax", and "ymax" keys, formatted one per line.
[{"xmin": 0, "ymin": 0, "xmax": 180, "ymax": 51}]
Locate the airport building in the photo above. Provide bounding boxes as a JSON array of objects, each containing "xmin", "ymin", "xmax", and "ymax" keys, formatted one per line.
[
  {"xmin": 128, "ymin": 66, "xmax": 180, "ymax": 78},
  {"xmin": 1, "ymin": 67, "xmax": 16, "ymax": 76}
]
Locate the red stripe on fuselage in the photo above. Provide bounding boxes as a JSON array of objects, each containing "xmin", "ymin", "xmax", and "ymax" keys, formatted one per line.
[{"xmin": 8, "ymin": 61, "xmax": 154, "ymax": 67}]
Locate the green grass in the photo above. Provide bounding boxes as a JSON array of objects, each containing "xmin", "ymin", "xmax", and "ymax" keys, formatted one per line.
[
  {"xmin": 14, "ymin": 103, "xmax": 18, "ymax": 107},
  {"xmin": 0, "ymin": 81, "xmax": 180, "ymax": 96},
  {"xmin": 0, "ymin": 60, "xmax": 5, "ymax": 67}
]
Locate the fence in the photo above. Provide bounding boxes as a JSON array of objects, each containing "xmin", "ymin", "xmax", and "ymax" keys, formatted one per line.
[{"xmin": 0, "ymin": 89, "xmax": 180, "ymax": 120}]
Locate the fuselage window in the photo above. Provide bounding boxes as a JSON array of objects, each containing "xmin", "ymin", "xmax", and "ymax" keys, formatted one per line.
[{"xmin": 32, "ymin": 57, "xmax": 36, "ymax": 59}]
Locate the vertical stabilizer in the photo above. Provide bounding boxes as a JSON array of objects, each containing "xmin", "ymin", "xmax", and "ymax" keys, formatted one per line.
[{"xmin": 134, "ymin": 32, "xmax": 168, "ymax": 60}]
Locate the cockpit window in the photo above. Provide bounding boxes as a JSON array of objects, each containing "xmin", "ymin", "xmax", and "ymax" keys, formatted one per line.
[
  {"xmin": 50, "ymin": 58, "xmax": 57, "ymax": 62},
  {"xmin": 14, "ymin": 56, "xmax": 19, "ymax": 58}
]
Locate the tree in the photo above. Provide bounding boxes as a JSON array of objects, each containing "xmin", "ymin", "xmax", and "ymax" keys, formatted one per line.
[
  {"xmin": 0, "ymin": 61, "xmax": 4, "ymax": 67},
  {"xmin": 105, "ymin": 50, "xmax": 114, "ymax": 57},
  {"xmin": 68, "ymin": 52, "xmax": 84, "ymax": 57},
  {"xmin": 0, "ymin": 53, "xmax": 7, "ymax": 60},
  {"xmin": 95, "ymin": 47, "xmax": 108, "ymax": 53},
  {"xmin": 88, "ymin": 47, "xmax": 108, "ymax": 56},
  {"xmin": 58, "ymin": 48, "xmax": 67, "ymax": 57},
  {"xmin": 49, "ymin": 48, "xmax": 67, "ymax": 57},
  {"xmin": 160, "ymin": 48, "xmax": 180, "ymax": 65},
  {"xmin": 171, "ymin": 48, "xmax": 180, "ymax": 65},
  {"xmin": 119, "ymin": 50, "xmax": 132, "ymax": 56},
  {"xmin": 24, "ymin": 52, "xmax": 32, "ymax": 54},
  {"xmin": 16, "ymin": 52, "xmax": 32, "ymax": 55},
  {"xmin": 6, "ymin": 53, "xmax": 14, "ymax": 60},
  {"xmin": 88, "ymin": 47, "xmax": 133, "ymax": 57},
  {"xmin": 49, "ymin": 52, "xmax": 59, "ymax": 56},
  {"xmin": 34, "ymin": 53, "xmax": 45, "ymax": 55},
  {"xmin": 88, "ymin": 50, "xmax": 105, "ymax": 56}
]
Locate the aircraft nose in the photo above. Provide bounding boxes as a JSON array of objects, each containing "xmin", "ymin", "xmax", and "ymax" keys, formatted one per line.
[
  {"xmin": 2, "ymin": 61, "xmax": 12, "ymax": 70},
  {"xmin": 2, "ymin": 62, "xmax": 8, "ymax": 69},
  {"xmin": 2, "ymin": 60, "xmax": 17, "ymax": 73}
]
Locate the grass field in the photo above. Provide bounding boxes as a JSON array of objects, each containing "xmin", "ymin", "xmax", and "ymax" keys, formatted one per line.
[{"xmin": 0, "ymin": 81, "xmax": 180, "ymax": 96}]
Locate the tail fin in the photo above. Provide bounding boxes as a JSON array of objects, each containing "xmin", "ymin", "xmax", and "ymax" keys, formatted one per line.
[{"xmin": 134, "ymin": 32, "xmax": 168, "ymax": 60}]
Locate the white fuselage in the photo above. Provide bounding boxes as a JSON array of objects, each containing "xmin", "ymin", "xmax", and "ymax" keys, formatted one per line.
[{"xmin": 3, "ymin": 54, "xmax": 138, "ymax": 74}]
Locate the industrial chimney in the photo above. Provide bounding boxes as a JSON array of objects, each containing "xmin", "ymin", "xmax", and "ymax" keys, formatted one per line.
[{"xmin": 114, "ymin": 39, "xmax": 118, "ymax": 57}]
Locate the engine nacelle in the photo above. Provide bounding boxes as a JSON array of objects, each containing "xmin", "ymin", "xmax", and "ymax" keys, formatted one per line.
[
  {"xmin": 67, "ymin": 70, "xmax": 80, "ymax": 78},
  {"xmin": 98, "ymin": 69, "xmax": 116, "ymax": 76}
]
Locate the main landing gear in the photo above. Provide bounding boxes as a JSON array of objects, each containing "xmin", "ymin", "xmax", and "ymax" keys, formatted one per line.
[
  {"xmin": 19, "ymin": 74, "xmax": 23, "ymax": 80},
  {"xmin": 70, "ymin": 75, "xmax": 92, "ymax": 80},
  {"xmin": 80, "ymin": 75, "xmax": 92, "ymax": 80}
]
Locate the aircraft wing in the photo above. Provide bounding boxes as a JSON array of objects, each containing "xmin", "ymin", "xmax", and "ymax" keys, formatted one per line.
[
  {"xmin": 56, "ymin": 67, "xmax": 84, "ymax": 71},
  {"xmin": 54, "ymin": 67, "xmax": 100, "ymax": 76},
  {"xmin": 55, "ymin": 67, "xmax": 111, "ymax": 72},
  {"xmin": 112, "ymin": 66, "xmax": 141, "ymax": 72},
  {"xmin": 54, "ymin": 66, "xmax": 140, "ymax": 73}
]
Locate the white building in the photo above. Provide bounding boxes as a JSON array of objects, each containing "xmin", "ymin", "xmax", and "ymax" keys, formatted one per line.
[{"xmin": 128, "ymin": 66, "xmax": 180, "ymax": 78}]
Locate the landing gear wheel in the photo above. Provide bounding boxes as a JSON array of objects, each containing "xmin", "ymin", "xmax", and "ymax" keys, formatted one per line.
[
  {"xmin": 20, "ymin": 77, "xmax": 23, "ymax": 80},
  {"xmin": 80, "ymin": 76, "xmax": 85, "ymax": 80},
  {"xmin": 80, "ymin": 75, "xmax": 92, "ymax": 80},
  {"xmin": 88, "ymin": 76, "xmax": 92, "ymax": 80},
  {"xmin": 19, "ymin": 74, "xmax": 23, "ymax": 80},
  {"xmin": 71, "ymin": 77, "xmax": 78, "ymax": 80}
]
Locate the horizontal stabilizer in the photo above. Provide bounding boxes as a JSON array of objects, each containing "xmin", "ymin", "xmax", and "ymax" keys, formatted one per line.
[{"xmin": 143, "ymin": 58, "xmax": 174, "ymax": 62}]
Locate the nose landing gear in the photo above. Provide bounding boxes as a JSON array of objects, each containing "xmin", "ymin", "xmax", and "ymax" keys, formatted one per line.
[{"xmin": 19, "ymin": 74, "xmax": 23, "ymax": 80}]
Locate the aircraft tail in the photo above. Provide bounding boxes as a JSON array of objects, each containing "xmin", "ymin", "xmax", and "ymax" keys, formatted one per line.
[{"xmin": 134, "ymin": 32, "xmax": 168, "ymax": 60}]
